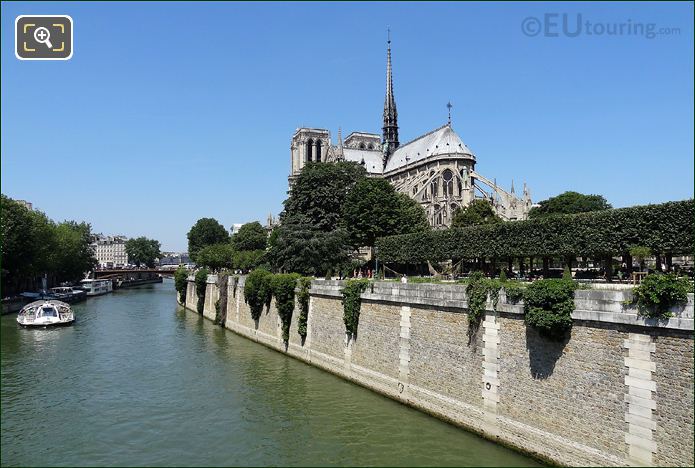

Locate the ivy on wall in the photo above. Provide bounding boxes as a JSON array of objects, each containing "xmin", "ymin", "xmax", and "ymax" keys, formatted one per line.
[
  {"xmin": 215, "ymin": 272, "xmax": 229, "ymax": 326},
  {"xmin": 523, "ymin": 278, "xmax": 577, "ymax": 340},
  {"xmin": 271, "ymin": 273, "xmax": 301, "ymax": 342},
  {"xmin": 465, "ymin": 272, "xmax": 500, "ymax": 326},
  {"xmin": 296, "ymin": 277, "xmax": 312, "ymax": 340},
  {"xmin": 174, "ymin": 266, "xmax": 188, "ymax": 304},
  {"xmin": 341, "ymin": 279, "xmax": 369, "ymax": 336},
  {"xmin": 244, "ymin": 269, "xmax": 272, "ymax": 321},
  {"xmin": 194, "ymin": 268, "xmax": 209, "ymax": 314},
  {"xmin": 632, "ymin": 273, "xmax": 692, "ymax": 318}
]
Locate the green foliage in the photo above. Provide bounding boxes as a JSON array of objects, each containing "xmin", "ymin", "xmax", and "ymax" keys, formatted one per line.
[
  {"xmin": 452, "ymin": 199, "xmax": 502, "ymax": 228},
  {"xmin": 187, "ymin": 218, "xmax": 230, "ymax": 263},
  {"xmin": 125, "ymin": 236, "xmax": 161, "ymax": 268},
  {"xmin": 632, "ymin": 273, "xmax": 692, "ymax": 318},
  {"xmin": 376, "ymin": 200, "xmax": 694, "ymax": 263},
  {"xmin": 342, "ymin": 178, "xmax": 429, "ymax": 248},
  {"xmin": 244, "ymin": 269, "xmax": 273, "ymax": 321},
  {"xmin": 196, "ymin": 243, "xmax": 235, "ymax": 272},
  {"xmin": 503, "ymin": 282, "xmax": 526, "ymax": 304},
  {"xmin": 523, "ymin": 279, "xmax": 577, "ymax": 340},
  {"xmin": 271, "ymin": 273, "xmax": 301, "ymax": 342},
  {"xmin": 268, "ymin": 215, "xmax": 350, "ymax": 276},
  {"xmin": 296, "ymin": 277, "xmax": 312, "ymax": 339},
  {"xmin": 465, "ymin": 272, "xmax": 501, "ymax": 326},
  {"xmin": 341, "ymin": 279, "xmax": 369, "ymax": 335},
  {"xmin": 282, "ymin": 161, "xmax": 367, "ymax": 232},
  {"xmin": 232, "ymin": 222, "xmax": 268, "ymax": 251},
  {"xmin": 629, "ymin": 245, "xmax": 652, "ymax": 271},
  {"xmin": 1, "ymin": 195, "xmax": 97, "ymax": 295},
  {"xmin": 562, "ymin": 266, "xmax": 572, "ymax": 281},
  {"xmin": 174, "ymin": 266, "xmax": 189, "ymax": 304},
  {"xmin": 499, "ymin": 269, "xmax": 507, "ymax": 282},
  {"xmin": 528, "ymin": 191, "xmax": 611, "ymax": 219},
  {"xmin": 232, "ymin": 249, "xmax": 266, "ymax": 272},
  {"xmin": 194, "ymin": 268, "xmax": 209, "ymax": 314}
]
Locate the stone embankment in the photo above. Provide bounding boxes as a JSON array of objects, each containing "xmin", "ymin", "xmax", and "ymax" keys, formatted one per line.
[{"xmin": 181, "ymin": 276, "xmax": 693, "ymax": 467}]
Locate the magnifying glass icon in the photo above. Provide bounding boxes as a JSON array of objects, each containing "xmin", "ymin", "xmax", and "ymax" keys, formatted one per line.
[{"xmin": 33, "ymin": 27, "xmax": 53, "ymax": 49}]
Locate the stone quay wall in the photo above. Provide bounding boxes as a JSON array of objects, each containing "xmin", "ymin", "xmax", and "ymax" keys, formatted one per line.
[{"xmin": 181, "ymin": 276, "xmax": 693, "ymax": 467}]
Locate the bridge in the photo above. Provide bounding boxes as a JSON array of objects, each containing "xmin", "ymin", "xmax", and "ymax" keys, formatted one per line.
[{"xmin": 93, "ymin": 269, "xmax": 177, "ymax": 280}]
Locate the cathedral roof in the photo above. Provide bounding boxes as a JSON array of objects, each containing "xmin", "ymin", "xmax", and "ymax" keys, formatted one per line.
[
  {"xmin": 384, "ymin": 124, "xmax": 475, "ymax": 173},
  {"xmin": 343, "ymin": 148, "xmax": 383, "ymax": 174}
]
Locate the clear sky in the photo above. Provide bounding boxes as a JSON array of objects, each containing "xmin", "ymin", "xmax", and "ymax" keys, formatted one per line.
[{"xmin": 2, "ymin": 1, "xmax": 693, "ymax": 251}]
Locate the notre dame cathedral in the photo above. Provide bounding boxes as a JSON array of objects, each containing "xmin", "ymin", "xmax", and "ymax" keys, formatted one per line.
[{"xmin": 289, "ymin": 36, "xmax": 532, "ymax": 228}]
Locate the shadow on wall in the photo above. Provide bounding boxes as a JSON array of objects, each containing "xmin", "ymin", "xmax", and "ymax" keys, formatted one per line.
[{"xmin": 525, "ymin": 326, "xmax": 570, "ymax": 380}]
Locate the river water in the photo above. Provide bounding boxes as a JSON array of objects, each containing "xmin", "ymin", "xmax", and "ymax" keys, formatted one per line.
[{"xmin": 1, "ymin": 281, "xmax": 539, "ymax": 466}]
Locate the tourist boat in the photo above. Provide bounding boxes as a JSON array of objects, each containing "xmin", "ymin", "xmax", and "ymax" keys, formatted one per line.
[
  {"xmin": 77, "ymin": 279, "xmax": 113, "ymax": 296},
  {"xmin": 48, "ymin": 286, "xmax": 87, "ymax": 304},
  {"xmin": 17, "ymin": 300, "xmax": 74, "ymax": 327}
]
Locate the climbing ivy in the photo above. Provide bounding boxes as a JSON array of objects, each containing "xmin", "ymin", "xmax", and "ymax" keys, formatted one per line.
[
  {"xmin": 296, "ymin": 276, "xmax": 312, "ymax": 339},
  {"xmin": 194, "ymin": 268, "xmax": 209, "ymax": 314},
  {"xmin": 271, "ymin": 273, "xmax": 301, "ymax": 342},
  {"xmin": 503, "ymin": 282, "xmax": 526, "ymax": 304},
  {"xmin": 632, "ymin": 273, "xmax": 692, "ymax": 318},
  {"xmin": 465, "ymin": 272, "xmax": 501, "ymax": 326},
  {"xmin": 215, "ymin": 272, "xmax": 229, "ymax": 326},
  {"xmin": 523, "ymin": 278, "xmax": 577, "ymax": 340},
  {"xmin": 341, "ymin": 279, "xmax": 369, "ymax": 336},
  {"xmin": 244, "ymin": 268, "xmax": 272, "ymax": 321},
  {"xmin": 174, "ymin": 266, "xmax": 188, "ymax": 304}
]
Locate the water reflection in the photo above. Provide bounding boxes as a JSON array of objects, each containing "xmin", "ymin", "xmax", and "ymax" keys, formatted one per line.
[{"xmin": 2, "ymin": 282, "xmax": 540, "ymax": 467}]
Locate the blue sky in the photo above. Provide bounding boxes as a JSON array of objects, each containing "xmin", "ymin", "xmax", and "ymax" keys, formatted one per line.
[{"xmin": 2, "ymin": 1, "xmax": 693, "ymax": 251}]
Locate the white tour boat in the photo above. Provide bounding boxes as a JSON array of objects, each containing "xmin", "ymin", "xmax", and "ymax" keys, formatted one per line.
[
  {"xmin": 78, "ymin": 279, "xmax": 113, "ymax": 296},
  {"xmin": 17, "ymin": 300, "xmax": 75, "ymax": 327}
]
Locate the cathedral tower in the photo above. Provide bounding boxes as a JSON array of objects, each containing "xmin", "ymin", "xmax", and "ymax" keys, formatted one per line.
[{"xmin": 382, "ymin": 31, "xmax": 399, "ymax": 163}]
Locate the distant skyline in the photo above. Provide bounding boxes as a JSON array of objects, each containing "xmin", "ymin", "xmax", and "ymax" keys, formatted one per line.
[{"xmin": 2, "ymin": 1, "xmax": 693, "ymax": 251}]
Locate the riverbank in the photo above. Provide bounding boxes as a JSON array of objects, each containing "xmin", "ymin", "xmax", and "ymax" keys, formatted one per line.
[{"xmin": 180, "ymin": 275, "xmax": 694, "ymax": 467}]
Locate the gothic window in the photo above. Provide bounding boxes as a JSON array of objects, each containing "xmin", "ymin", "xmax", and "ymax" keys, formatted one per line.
[
  {"xmin": 443, "ymin": 169, "xmax": 454, "ymax": 196},
  {"xmin": 368, "ymin": 143, "xmax": 374, "ymax": 150},
  {"xmin": 316, "ymin": 140, "xmax": 322, "ymax": 162},
  {"xmin": 306, "ymin": 139, "xmax": 314, "ymax": 162},
  {"xmin": 431, "ymin": 180, "xmax": 438, "ymax": 198},
  {"xmin": 359, "ymin": 143, "xmax": 366, "ymax": 149}
]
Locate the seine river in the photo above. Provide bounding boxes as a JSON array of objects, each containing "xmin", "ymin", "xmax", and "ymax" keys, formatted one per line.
[{"xmin": 1, "ymin": 281, "xmax": 539, "ymax": 466}]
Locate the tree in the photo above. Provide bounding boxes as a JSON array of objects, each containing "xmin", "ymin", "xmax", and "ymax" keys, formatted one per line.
[
  {"xmin": 342, "ymin": 178, "xmax": 430, "ymax": 248},
  {"xmin": 528, "ymin": 191, "xmax": 611, "ymax": 219},
  {"xmin": 281, "ymin": 161, "xmax": 367, "ymax": 232},
  {"xmin": 268, "ymin": 215, "xmax": 350, "ymax": 276},
  {"xmin": 125, "ymin": 237, "xmax": 161, "ymax": 267},
  {"xmin": 231, "ymin": 222, "xmax": 267, "ymax": 251},
  {"xmin": 187, "ymin": 218, "xmax": 230, "ymax": 263},
  {"xmin": 451, "ymin": 199, "xmax": 502, "ymax": 228},
  {"xmin": 50, "ymin": 221, "xmax": 97, "ymax": 283},
  {"xmin": 195, "ymin": 243, "xmax": 235, "ymax": 272}
]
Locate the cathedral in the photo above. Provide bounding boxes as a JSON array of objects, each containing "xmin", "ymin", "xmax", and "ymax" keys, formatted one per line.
[{"xmin": 289, "ymin": 36, "xmax": 532, "ymax": 228}]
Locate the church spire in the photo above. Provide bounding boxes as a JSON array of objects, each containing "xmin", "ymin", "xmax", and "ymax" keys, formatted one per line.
[{"xmin": 382, "ymin": 28, "xmax": 399, "ymax": 161}]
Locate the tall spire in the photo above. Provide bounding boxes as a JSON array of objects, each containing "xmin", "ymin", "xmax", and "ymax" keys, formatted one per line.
[{"xmin": 382, "ymin": 28, "xmax": 399, "ymax": 162}]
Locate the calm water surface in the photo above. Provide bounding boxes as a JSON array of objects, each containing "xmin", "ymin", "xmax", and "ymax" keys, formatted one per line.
[{"xmin": 1, "ymin": 281, "xmax": 540, "ymax": 466}]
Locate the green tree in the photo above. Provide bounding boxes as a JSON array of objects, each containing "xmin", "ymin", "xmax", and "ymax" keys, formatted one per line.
[
  {"xmin": 174, "ymin": 265, "xmax": 189, "ymax": 303},
  {"xmin": 268, "ymin": 215, "xmax": 350, "ymax": 276},
  {"xmin": 50, "ymin": 221, "xmax": 97, "ymax": 283},
  {"xmin": 231, "ymin": 222, "xmax": 267, "ymax": 251},
  {"xmin": 451, "ymin": 199, "xmax": 502, "ymax": 228},
  {"xmin": 528, "ymin": 191, "xmax": 611, "ymax": 219},
  {"xmin": 125, "ymin": 236, "xmax": 162, "ymax": 267},
  {"xmin": 282, "ymin": 161, "xmax": 367, "ymax": 232},
  {"xmin": 195, "ymin": 243, "xmax": 235, "ymax": 272},
  {"xmin": 342, "ymin": 178, "xmax": 430, "ymax": 248},
  {"xmin": 187, "ymin": 218, "xmax": 230, "ymax": 263},
  {"xmin": 232, "ymin": 249, "xmax": 266, "ymax": 272}
]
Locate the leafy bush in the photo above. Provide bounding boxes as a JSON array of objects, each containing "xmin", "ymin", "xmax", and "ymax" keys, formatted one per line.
[
  {"xmin": 504, "ymin": 282, "xmax": 526, "ymax": 304},
  {"xmin": 341, "ymin": 279, "xmax": 369, "ymax": 336},
  {"xmin": 296, "ymin": 277, "xmax": 312, "ymax": 339},
  {"xmin": 271, "ymin": 273, "xmax": 301, "ymax": 342},
  {"xmin": 244, "ymin": 269, "xmax": 272, "ymax": 321},
  {"xmin": 523, "ymin": 279, "xmax": 577, "ymax": 340},
  {"xmin": 376, "ymin": 200, "xmax": 693, "ymax": 263},
  {"xmin": 174, "ymin": 266, "xmax": 189, "ymax": 304},
  {"xmin": 194, "ymin": 268, "xmax": 209, "ymax": 314},
  {"xmin": 465, "ymin": 272, "xmax": 500, "ymax": 326},
  {"xmin": 498, "ymin": 269, "xmax": 507, "ymax": 282},
  {"xmin": 632, "ymin": 273, "xmax": 692, "ymax": 318}
]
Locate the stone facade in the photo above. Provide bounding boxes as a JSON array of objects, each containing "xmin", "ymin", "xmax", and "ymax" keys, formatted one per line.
[{"xmin": 181, "ymin": 278, "xmax": 694, "ymax": 467}]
